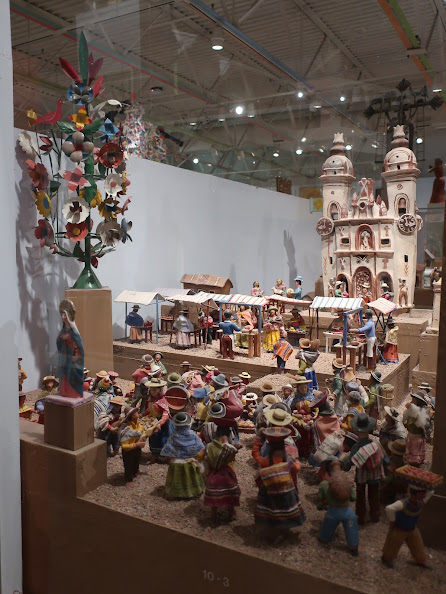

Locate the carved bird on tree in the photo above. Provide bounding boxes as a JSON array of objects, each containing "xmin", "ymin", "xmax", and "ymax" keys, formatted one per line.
[{"xmin": 34, "ymin": 100, "xmax": 63, "ymax": 125}]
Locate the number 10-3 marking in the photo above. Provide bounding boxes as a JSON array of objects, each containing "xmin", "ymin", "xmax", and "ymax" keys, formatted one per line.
[{"xmin": 202, "ymin": 569, "xmax": 230, "ymax": 588}]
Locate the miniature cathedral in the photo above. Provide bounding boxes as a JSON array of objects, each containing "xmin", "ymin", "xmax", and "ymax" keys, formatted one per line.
[{"xmin": 316, "ymin": 127, "xmax": 421, "ymax": 307}]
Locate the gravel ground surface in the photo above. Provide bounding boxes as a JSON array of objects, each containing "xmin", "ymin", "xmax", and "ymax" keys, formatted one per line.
[{"xmin": 22, "ymin": 379, "xmax": 445, "ymax": 593}]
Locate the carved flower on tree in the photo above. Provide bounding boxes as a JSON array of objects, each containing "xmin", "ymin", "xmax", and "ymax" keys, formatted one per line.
[
  {"xmin": 104, "ymin": 173, "xmax": 124, "ymax": 196},
  {"xmin": 69, "ymin": 107, "xmax": 92, "ymax": 130},
  {"xmin": 99, "ymin": 118, "xmax": 119, "ymax": 143},
  {"xmin": 62, "ymin": 196, "xmax": 90, "ymax": 224},
  {"xmin": 34, "ymin": 191, "xmax": 52, "ymax": 216},
  {"xmin": 98, "ymin": 197, "xmax": 121, "ymax": 220},
  {"xmin": 59, "ymin": 165, "xmax": 91, "ymax": 192},
  {"xmin": 39, "ymin": 136, "xmax": 53, "ymax": 154},
  {"xmin": 18, "ymin": 132, "xmax": 38, "ymax": 156},
  {"xmin": 34, "ymin": 218, "xmax": 56, "ymax": 249},
  {"xmin": 26, "ymin": 160, "xmax": 49, "ymax": 190},
  {"xmin": 97, "ymin": 220, "xmax": 123, "ymax": 247},
  {"xmin": 98, "ymin": 143, "xmax": 124, "ymax": 169},
  {"xmin": 67, "ymin": 82, "xmax": 94, "ymax": 105},
  {"xmin": 65, "ymin": 221, "xmax": 89, "ymax": 242},
  {"xmin": 80, "ymin": 187, "xmax": 102, "ymax": 208},
  {"xmin": 61, "ymin": 130, "xmax": 95, "ymax": 163}
]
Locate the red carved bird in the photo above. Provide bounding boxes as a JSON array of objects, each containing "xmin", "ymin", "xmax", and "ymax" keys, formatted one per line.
[{"xmin": 34, "ymin": 100, "xmax": 63, "ymax": 125}]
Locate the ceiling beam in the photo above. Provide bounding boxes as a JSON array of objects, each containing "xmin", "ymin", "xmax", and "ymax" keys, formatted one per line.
[{"xmin": 290, "ymin": 0, "xmax": 373, "ymax": 79}]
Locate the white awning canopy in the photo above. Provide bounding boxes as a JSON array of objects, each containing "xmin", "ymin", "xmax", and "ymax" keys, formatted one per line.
[
  {"xmin": 114, "ymin": 290, "xmax": 164, "ymax": 307},
  {"xmin": 167, "ymin": 292, "xmax": 218, "ymax": 309},
  {"xmin": 310, "ymin": 296, "xmax": 364, "ymax": 310},
  {"xmin": 367, "ymin": 298, "xmax": 397, "ymax": 315}
]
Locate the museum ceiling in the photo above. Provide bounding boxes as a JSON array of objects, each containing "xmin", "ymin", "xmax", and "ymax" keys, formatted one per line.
[{"xmin": 10, "ymin": 0, "xmax": 446, "ymax": 188}]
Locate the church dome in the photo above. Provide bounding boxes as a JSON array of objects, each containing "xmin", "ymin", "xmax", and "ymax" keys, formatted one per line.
[
  {"xmin": 321, "ymin": 133, "xmax": 354, "ymax": 177},
  {"xmin": 384, "ymin": 125, "xmax": 417, "ymax": 172}
]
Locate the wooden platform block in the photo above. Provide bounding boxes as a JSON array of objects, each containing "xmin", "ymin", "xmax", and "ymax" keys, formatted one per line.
[
  {"xmin": 418, "ymin": 331, "xmax": 439, "ymax": 373},
  {"xmin": 44, "ymin": 399, "xmax": 94, "ymax": 451},
  {"xmin": 65, "ymin": 287, "xmax": 113, "ymax": 375}
]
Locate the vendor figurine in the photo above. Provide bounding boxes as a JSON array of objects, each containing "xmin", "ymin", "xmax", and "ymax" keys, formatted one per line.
[
  {"xmin": 293, "ymin": 275, "xmax": 303, "ymax": 300},
  {"xmin": 219, "ymin": 310, "xmax": 241, "ymax": 360},
  {"xmin": 365, "ymin": 370, "xmax": 382, "ymax": 419},
  {"xmin": 272, "ymin": 278, "xmax": 286, "ymax": 297},
  {"xmin": 19, "ymin": 392, "xmax": 33, "ymax": 420},
  {"xmin": 199, "ymin": 310, "xmax": 214, "ymax": 345},
  {"xmin": 152, "ymin": 352, "xmax": 167, "ymax": 376},
  {"xmin": 57, "ymin": 299, "xmax": 84, "ymax": 399},
  {"xmin": 328, "ymin": 358, "xmax": 346, "ymax": 418},
  {"xmin": 295, "ymin": 338, "xmax": 320, "ymax": 390},
  {"xmin": 383, "ymin": 316, "xmax": 399, "ymax": 363},
  {"xmin": 173, "ymin": 309, "xmax": 195, "ymax": 348},
  {"xmin": 318, "ymin": 457, "xmax": 359, "ymax": 556},
  {"xmin": 272, "ymin": 330, "xmax": 293, "ymax": 373},
  {"xmin": 379, "ymin": 406, "xmax": 407, "ymax": 454},
  {"xmin": 235, "ymin": 306, "xmax": 255, "ymax": 349},
  {"xmin": 342, "ymin": 413, "xmax": 387, "ymax": 524},
  {"xmin": 287, "ymin": 307, "xmax": 306, "ymax": 333},
  {"xmin": 403, "ymin": 391, "xmax": 432, "ymax": 467},
  {"xmin": 251, "ymin": 280, "xmax": 264, "ymax": 297},
  {"xmin": 141, "ymin": 377, "xmax": 171, "ymax": 463},
  {"xmin": 18, "ymin": 357, "xmax": 27, "ymax": 391},
  {"xmin": 382, "ymin": 467, "xmax": 443, "ymax": 568},
  {"xmin": 119, "ymin": 406, "xmax": 145, "ymax": 488},
  {"xmin": 35, "ymin": 375, "xmax": 59, "ymax": 424},
  {"xmin": 95, "ymin": 395, "xmax": 124, "ymax": 457},
  {"xmin": 125, "ymin": 304, "xmax": 144, "ymax": 343},
  {"xmin": 341, "ymin": 391, "xmax": 364, "ymax": 433},
  {"xmin": 262, "ymin": 305, "xmax": 284, "ymax": 353},
  {"xmin": 351, "ymin": 309, "xmax": 376, "ymax": 372}
]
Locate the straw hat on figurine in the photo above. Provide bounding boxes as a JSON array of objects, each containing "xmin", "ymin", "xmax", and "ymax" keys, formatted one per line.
[
  {"xmin": 371, "ymin": 370, "xmax": 382, "ymax": 383},
  {"xmin": 181, "ymin": 360, "xmax": 191, "ymax": 368},
  {"xmin": 343, "ymin": 367, "xmax": 355, "ymax": 382},
  {"xmin": 109, "ymin": 395, "xmax": 125, "ymax": 407},
  {"xmin": 260, "ymin": 380, "xmax": 275, "ymax": 393},
  {"xmin": 212, "ymin": 373, "xmax": 229, "ymax": 389},
  {"xmin": 96, "ymin": 370, "xmax": 109, "ymax": 378},
  {"xmin": 143, "ymin": 377, "xmax": 167, "ymax": 389},
  {"xmin": 200, "ymin": 365, "xmax": 215, "ymax": 375},
  {"xmin": 389, "ymin": 439, "xmax": 406, "ymax": 457},
  {"xmin": 267, "ymin": 305, "xmax": 278, "ymax": 313},
  {"xmin": 350, "ymin": 412, "xmax": 376, "ymax": 434},
  {"xmin": 239, "ymin": 371, "xmax": 251, "ymax": 380},
  {"xmin": 208, "ymin": 402, "xmax": 226, "ymax": 419},
  {"xmin": 167, "ymin": 372, "xmax": 183, "ymax": 385},
  {"xmin": 149, "ymin": 364, "xmax": 162, "ymax": 376},
  {"xmin": 299, "ymin": 338, "xmax": 311, "ymax": 349},
  {"xmin": 172, "ymin": 411, "xmax": 192, "ymax": 427},
  {"xmin": 264, "ymin": 427, "xmax": 291, "ymax": 443},
  {"xmin": 152, "ymin": 351, "xmax": 164, "ymax": 360},
  {"xmin": 264, "ymin": 407, "xmax": 292, "ymax": 427},
  {"xmin": 293, "ymin": 376, "xmax": 311, "ymax": 385},
  {"xmin": 83, "ymin": 367, "xmax": 90, "ymax": 375},
  {"xmin": 309, "ymin": 390, "xmax": 328, "ymax": 409},
  {"xmin": 108, "ymin": 371, "xmax": 119, "ymax": 380},
  {"xmin": 419, "ymin": 382, "xmax": 432, "ymax": 392},
  {"xmin": 245, "ymin": 392, "xmax": 258, "ymax": 402},
  {"xmin": 262, "ymin": 393, "xmax": 280, "ymax": 407},
  {"xmin": 123, "ymin": 406, "xmax": 138, "ymax": 422},
  {"xmin": 411, "ymin": 391, "xmax": 429, "ymax": 406},
  {"xmin": 270, "ymin": 401, "xmax": 291, "ymax": 414},
  {"xmin": 384, "ymin": 406, "xmax": 400, "ymax": 420},
  {"xmin": 42, "ymin": 375, "xmax": 59, "ymax": 388},
  {"xmin": 332, "ymin": 358, "xmax": 345, "ymax": 369}
]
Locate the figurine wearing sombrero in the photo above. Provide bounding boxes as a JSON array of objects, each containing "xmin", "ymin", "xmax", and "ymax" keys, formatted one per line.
[
  {"xmin": 140, "ymin": 377, "xmax": 172, "ymax": 463},
  {"xmin": 364, "ymin": 370, "xmax": 382, "ymax": 419},
  {"xmin": 288, "ymin": 377, "xmax": 314, "ymax": 458},
  {"xmin": 295, "ymin": 338, "xmax": 320, "ymax": 390},
  {"xmin": 152, "ymin": 352, "xmax": 167, "ymax": 376},
  {"xmin": 310, "ymin": 391, "xmax": 341, "ymax": 459},
  {"xmin": 329, "ymin": 358, "xmax": 346, "ymax": 417},
  {"xmin": 403, "ymin": 391, "xmax": 432, "ymax": 467},
  {"xmin": 262, "ymin": 305, "xmax": 284, "ymax": 353},
  {"xmin": 173, "ymin": 309, "xmax": 194, "ymax": 348},
  {"xmin": 253, "ymin": 427, "xmax": 306, "ymax": 544},
  {"xmin": 35, "ymin": 375, "xmax": 59, "ymax": 424},
  {"xmin": 95, "ymin": 395, "xmax": 124, "ymax": 457},
  {"xmin": 382, "ymin": 467, "xmax": 443, "ymax": 569},
  {"xmin": 119, "ymin": 406, "xmax": 145, "ymax": 488},
  {"xmin": 382, "ymin": 316, "xmax": 399, "ymax": 363},
  {"xmin": 379, "ymin": 406, "xmax": 407, "ymax": 454},
  {"xmin": 125, "ymin": 304, "xmax": 144, "ymax": 343},
  {"xmin": 350, "ymin": 309, "xmax": 376, "ymax": 372},
  {"xmin": 342, "ymin": 413, "xmax": 388, "ymax": 524}
]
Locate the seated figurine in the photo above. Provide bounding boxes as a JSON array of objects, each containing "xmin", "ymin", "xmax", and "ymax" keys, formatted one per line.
[
  {"xmin": 19, "ymin": 392, "xmax": 33, "ymax": 420},
  {"xmin": 35, "ymin": 375, "xmax": 59, "ymax": 424},
  {"xmin": 125, "ymin": 304, "xmax": 144, "ymax": 343}
]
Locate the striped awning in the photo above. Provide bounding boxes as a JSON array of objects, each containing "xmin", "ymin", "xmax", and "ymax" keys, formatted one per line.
[
  {"xmin": 167, "ymin": 292, "xmax": 218, "ymax": 309},
  {"xmin": 114, "ymin": 290, "xmax": 164, "ymax": 306},
  {"xmin": 197, "ymin": 292, "xmax": 267, "ymax": 307},
  {"xmin": 310, "ymin": 296, "xmax": 364, "ymax": 310},
  {"xmin": 367, "ymin": 298, "xmax": 397, "ymax": 315},
  {"xmin": 266, "ymin": 295, "xmax": 312, "ymax": 307},
  {"xmin": 151, "ymin": 288, "xmax": 194, "ymax": 298}
]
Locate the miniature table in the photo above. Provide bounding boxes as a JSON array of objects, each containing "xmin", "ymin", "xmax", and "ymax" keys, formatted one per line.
[
  {"xmin": 333, "ymin": 342, "xmax": 367, "ymax": 373},
  {"xmin": 323, "ymin": 331, "xmax": 342, "ymax": 353},
  {"xmin": 142, "ymin": 324, "xmax": 153, "ymax": 343},
  {"xmin": 287, "ymin": 330, "xmax": 305, "ymax": 347},
  {"xmin": 160, "ymin": 315, "xmax": 173, "ymax": 333},
  {"xmin": 233, "ymin": 331, "xmax": 261, "ymax": 358},
  {"xmin": 169, "ymin": 329, "xmax": 201, "ymax": 347}
]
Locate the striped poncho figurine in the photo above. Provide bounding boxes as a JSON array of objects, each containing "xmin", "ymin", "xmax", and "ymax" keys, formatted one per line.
[{"xmin": 272, "ymin": 330, "xmax": 293, "ymax": 373}]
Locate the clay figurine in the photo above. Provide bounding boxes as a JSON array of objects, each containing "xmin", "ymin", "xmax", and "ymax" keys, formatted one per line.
[
  {"xmin": 18, "ymin": 357, "xmax": 27, "ymax": 391},
  {"xmin": 253, "ymin": 427, "xmax": 306, "ymax": 543},
  {"xmin": 379, "ymin": 407, "xmax": 407, "ymax": 454},
  {"xmin": 334, "ymin": 281, "xmax": 343, "ymax": 297},
  {"xmin": 272, "ymin": 330, "xmax": 293, "ymax": 373},
  {"xmin": 272, "ymin": 278, "xmax": 286, "ymax": 297},
  {"xmin": 119, "ymin": 406, "xmax": 145, "ymax": 487},
  {"xmin": 83, "ymin": 368, "xmax": 92, "ymax": 392},
  {"xmin": 198, "ymin": 310, "xmax": 214, "ymax": 345},
  {"xmin": 383, "ymin": 317, "xmax": 399, "ymax": 363},
  {"xmin": 318, "ymin": 457, "xmax": 359, "ymax": 556},
  {"xmin": 351, "ymin": 309, "xmax": 376, "ymax": 372},
  {"xmin": 218, "ymin": 310, "xmax": 241, "ymax": 360},
  {"xmin": 341, "ymin": 413, "xmax": 388, "ymax": 524},
  {"xmin": 57, "ymin": 299, "xmax": 85, "ymax": 399},
  {"xmin": 403, "ymin": 391, "xmax": 432, "ymax": 467},
  {"xmin": 398, "ymin": 279, "xmax": 408, "ymax": 307},
  {"xmin": 161, "ymin": 411, "xmax": 205, "ymax": 499},
  {"xmin": 287, "ymin": 307, "xmax": 306, "ymax": 333},
  {"xmin": 251, "ymin": 280, "xmax": 263, "ymax": 297},
  {"xmin": 329, "ymin": 358, "xmax": 346, "ymax": 417},
  {"xmin": 364, "ymin": 370, "xmax": 382, "ymax": 419},
  {"xmin": 173, "ymin": 309, "xmax": 195, "ymax": 348},
  {"xmin": 239, "ymin": 371, "xmax": 251, "ymax": 386},
  {"xmin": 293, "ymin": 275, "xmax": 303, "ymax": 300},
  {"xmin": 125, "ymin": 304, "xmax": 144, "ymax": 343},
  {"xmin": 19, "ymin": 392, "xmax": 33, "ymax": 420},
  {"xmin": 382, "ymin": 466, "xmax": 443, "ymax": 568},
  {"xmin": 152, "ymin": 351, "xmax": 167, "ymax": 376},
  {"xmin": 95, "ymin": 395, "xmax": 125, "ymax": 456},
  {"xmin": 341, "ymin": 391, "xmax": 365, "ymax": 433},
  {"xmin": 35, "ymin": 375, "xmax": 59, "ymax": 424},
  {"xmin": 235, "ymin": 306, "xmax": 255, "ymax": 349},
  {"xmin": 262, "ymin": 305, "xmax": 284, "ymax": 353},
  {"xmin": 380, "ymin": 439, "xmax": 408, "ymax": 503},
  {"xmin": 140, "ymin": 377, "xmax": 172, "ymax": 463},
  {"xmin": 295, "ymin": 338, "xmax": 320, "ymax": 390},
  {"xmin": 428, "ymin": 158, "xmax": 445, "ymax": 204}
]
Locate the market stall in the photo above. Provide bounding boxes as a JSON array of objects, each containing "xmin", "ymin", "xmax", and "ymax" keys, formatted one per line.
[
  {"xmin": 114, "ymin": 290, "xmax": 164, "ymax": 344},
  {"xmin": 166, "ymin": 292, "xmax": 218, "ymax": 349}
]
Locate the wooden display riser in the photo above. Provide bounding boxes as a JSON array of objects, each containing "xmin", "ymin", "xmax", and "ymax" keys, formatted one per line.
[{"xmin": 113, "ymin": 340, "xmax": 410, "ymax": 406}]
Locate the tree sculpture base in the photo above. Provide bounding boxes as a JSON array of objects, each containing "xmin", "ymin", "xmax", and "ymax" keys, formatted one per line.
[{"xmin": 44, "ymin": 394, "xmax": 94, "ymax": 451}]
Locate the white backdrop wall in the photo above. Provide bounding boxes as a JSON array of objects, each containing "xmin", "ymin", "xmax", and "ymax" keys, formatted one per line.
[{"xmin": 15, "ymin": 134, "xmax": 322, "ymax": 387}]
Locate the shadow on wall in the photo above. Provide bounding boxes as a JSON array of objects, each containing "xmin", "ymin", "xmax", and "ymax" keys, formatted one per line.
[
  {"xmin": 284, "ymin": 230, "xmax": 297, "ymax": 289},
  {"xmin": 15, "ymin": 143, "xmax": 78, "ymax": 384}
]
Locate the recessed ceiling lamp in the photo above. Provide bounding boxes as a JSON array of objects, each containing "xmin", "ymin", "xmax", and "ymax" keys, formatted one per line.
[
  {"xmin": 301, "ymin": 137, "xmax": 307, "ymax": 142},
  {"xmin": 371, "ymin": 143, "xmax": 378, "ymax": 148},
  {"xmin": 211, "ymin": 31, "xmax": 224, "ymax": 51},
  {"xmin": 297, "ymin": 91, "xmax": 304, "ymax": 98},
  {"xmin": 296, "ymin": 149, "xmax": 303, "ymax": 155},
  {"xmin": 235, "ymin": 105, "xmax": 244, "ymax": 115},
  {"xmin": 340, "ymin": 95, "xmax": 346, "ymax": 102},
  {"xmin": 150, "ymin": 86, "xmax": 163, "ymax": 95},
  {"xmin": 273, "ymin": 151, "xmax": 279, "ymax": 157},
  {"xmin": 416, "ymin": 137, "xmax": 423, "ymax": 144},
  {"xmin": 190, "ymin": 122, "xmax": 197, "ymax": 126},
  {"xmin": 193, "ymin": 157, "xmax": 199, "ymax": 164},
  {"xmin": 345, "ymin": 144, "xmax": 352, "ymax": 150},
  {"xmin": 313, "ymin": 104, "xmax": 322, "ymax": 109},
  {"xmin": 218, "ymin": 118, "xmax": 225, "ymax": 122},
  {"xmin": 433, "ymin": 88, "xmax": 442, "ymax": 92},
  {"xmin": 319, "ymin": 148, "xmax": 324, "ymax": 153}
]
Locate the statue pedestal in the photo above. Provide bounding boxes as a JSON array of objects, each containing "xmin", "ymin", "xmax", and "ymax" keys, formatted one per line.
[
  {"xmin": 44, "ymin": 395, "xmax": 94, "ymax": 451},
  {"xmin": 65, "ymin": 287, "xmax": 114, "ymax": 374}
]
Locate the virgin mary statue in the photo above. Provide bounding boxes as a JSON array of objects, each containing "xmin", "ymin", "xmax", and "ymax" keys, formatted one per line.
[{"xmin": 57, "ymin": 299, "xmax": 85, "ymax": 398}]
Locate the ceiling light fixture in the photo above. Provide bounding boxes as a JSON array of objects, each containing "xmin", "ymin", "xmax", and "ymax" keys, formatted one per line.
[
  {"xmin": 371, "ymin": 143, "xmax": 378, "ymax": 148},
  {"xmin": 193, "ymin": 157, "xmax": 199, "ymax": 164},
  {"xmin": 433, "ymin": 88, "xmax": 442, "ymax": 92},
  {"xmin": 273, "ymin": 151, "xmax": 279, "ymax": 157},
  {"xmin": 235, "ymin": 105, "xmax": 244, "ymax": 115},
  {"xmin": 345, "ymin": 144, "xmax": 352, "ymax": 150},
  {"xmin": 313, "ymin": 104, "xmax": 322, "ymax": 109},
  {"xmin": 340, "ymin": 95, "xmax": 346, "ymax": 102},
  {"xmin": 319, "ymin": 148, "xmax": 324, "ymax": 153},
  {"xmin": 416, "ymin": 137, "xmax": 423, "ymax": 144},
  {"xmin": 296, "ymin": 149, "xmax": 303, "ymax": 155},
  {"xmin": 301, "ymin": 136, "xmax": 307, "ymax": 142},
  {"xmin": 211, "ymin": 31, "xmax": 224, "ymax": 51},
  {"xmin": 218, "ymin": 118, "xmax": 225, "ymax": 122},
  {"xmin": 190, "ymin": 122, "xmax": 197, "ymax": 126},
  {"xmin": 150, "ymin": 86, "xmax": 163, "ymax": 95},
  {"xmin": 297, "ymin": 91, "xmax": 304, "ymax": 98}
]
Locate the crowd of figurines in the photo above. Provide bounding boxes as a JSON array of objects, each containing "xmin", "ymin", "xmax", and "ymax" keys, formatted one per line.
[{"xmin": 19, "ymin": 300, "xmax": 441, "ymax": 565}]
